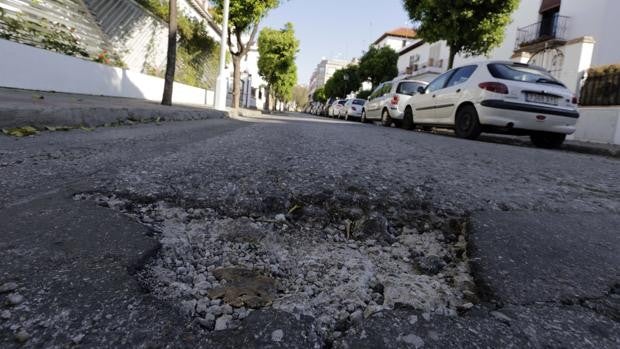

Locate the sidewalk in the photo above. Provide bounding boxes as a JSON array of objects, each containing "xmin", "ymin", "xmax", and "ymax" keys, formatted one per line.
[{"xmin": 0, "ymin": 87, "xmax": 227, "ymax": 129}]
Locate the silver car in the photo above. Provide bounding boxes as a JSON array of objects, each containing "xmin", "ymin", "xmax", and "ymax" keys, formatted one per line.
[
  {"xmin": 342, "ymin": 99, "xmax": 366, "ymax": 121},
  {"xmin": 329, "ymin": 99, "xmax": 347, "ymax": 118},
  {"xmin": 362, "ymin": 79, "xmax": 428, "ymax": 128}
]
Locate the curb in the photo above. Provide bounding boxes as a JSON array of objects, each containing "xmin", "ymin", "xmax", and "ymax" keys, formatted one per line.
[{"xmin": 0, "ymin": 106, "xmax": 228, "ymax": 129}]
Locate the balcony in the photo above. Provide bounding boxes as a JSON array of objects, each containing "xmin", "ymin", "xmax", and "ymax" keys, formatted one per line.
[{"xmin": 515, "ymin": 14, "xmax": 569, "ymax": 53}]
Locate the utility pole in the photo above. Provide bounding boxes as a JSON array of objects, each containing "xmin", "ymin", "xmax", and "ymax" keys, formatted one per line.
[{"xmin": 214, "ymin": 0, "xmax": 230, "ymax": 110}]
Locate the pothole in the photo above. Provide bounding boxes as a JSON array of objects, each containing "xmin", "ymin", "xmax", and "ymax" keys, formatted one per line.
[{"xmin": 75, "ymin": 188, "xmax": 476, "ymax": 341}]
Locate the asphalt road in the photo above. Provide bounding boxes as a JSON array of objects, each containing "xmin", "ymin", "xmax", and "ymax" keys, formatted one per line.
[{"xmin": 1, "ymin": 113, "xmax": 618, "ymax": 348}]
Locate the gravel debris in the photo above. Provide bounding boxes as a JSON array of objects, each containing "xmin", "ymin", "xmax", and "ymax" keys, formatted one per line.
[
  {"xmin": 7, "ymin": 293, "xmax": 24, "ymax": 306},
  {"xmin": 0, "ymin": 282, "xmax": 18, "ymax": 294}
]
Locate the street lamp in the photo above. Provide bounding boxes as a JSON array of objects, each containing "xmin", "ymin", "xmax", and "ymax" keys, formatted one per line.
[{"xmin": 214, "ymin": 0, "xmax": 230, "ymax": 111}]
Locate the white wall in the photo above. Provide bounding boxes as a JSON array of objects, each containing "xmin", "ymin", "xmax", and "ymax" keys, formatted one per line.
[
  {"xmin": 0, "ymin": 39, "xmax": 214, "ymax": 106},
  {"xmin": 570, "ymin": 107, "xmax": 620, "ymax": 145}
]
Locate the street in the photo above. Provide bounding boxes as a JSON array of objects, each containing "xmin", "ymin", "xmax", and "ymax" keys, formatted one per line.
[{"xmin": 1, "ymin": 114, "xmax": 619, "ymax": 348}]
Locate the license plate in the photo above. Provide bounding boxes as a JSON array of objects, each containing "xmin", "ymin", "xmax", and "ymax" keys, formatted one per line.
[{"xmin": 526, "ymin": 93, "xmax": 559, "ymax": 105}]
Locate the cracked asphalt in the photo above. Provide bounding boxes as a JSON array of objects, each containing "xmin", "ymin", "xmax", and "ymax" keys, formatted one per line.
[{"xmin": 1, "ymin": 113, "xmax": 618, "ymax": 348}]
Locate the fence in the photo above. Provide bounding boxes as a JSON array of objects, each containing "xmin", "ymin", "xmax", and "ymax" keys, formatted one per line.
[
  {"xmin": 0, "ymin": 0, "xmax": 110, "ymax": 59},
  {"xmin": 580, "ymin": 72, "xmax": 620, "ymax": 106}
]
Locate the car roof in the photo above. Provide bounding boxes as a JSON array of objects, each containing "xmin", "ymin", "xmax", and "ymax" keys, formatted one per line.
[{"xmin": 397, "ymin": 79, "xmax": 429, "ymax": 85}]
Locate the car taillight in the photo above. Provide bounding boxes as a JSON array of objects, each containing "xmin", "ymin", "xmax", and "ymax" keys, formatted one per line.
[
  {"xmin": 479, "ymin": 82, "xmax": 509, "ymax": 94},
  {"xmin": 572, "ymin": 96, "xmax": 578, "ymax": 104},
  {"xmin": 352, "ymin": 106, "xmax": 357, "ymax": 111},
  {"xmin": 390, "ymin": 95, "xmax": 400, "ymax": 105}
]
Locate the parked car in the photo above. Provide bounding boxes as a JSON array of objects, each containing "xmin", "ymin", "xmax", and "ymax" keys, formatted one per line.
[
  {"xmin": 403, "ymin": 60, "xmax": 579, "ymax": 148},
  {"xmin": 330, "ymin": 99, "xmax": 347, "ymax": 118},
  {"xmin": 362, "ymin": 79, "xmax": 428, "ymax": 127},
  {"xmin": 343, "ymin": 99, "xmax": 366, "ymax": 121}
]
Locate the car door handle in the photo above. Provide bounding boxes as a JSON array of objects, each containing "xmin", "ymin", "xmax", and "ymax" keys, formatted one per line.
[
  {"xmin": 456, "ymin": 89, "xmax": 461, "ymax": 93},
  {"xmin": 432, "ymin": 95, "xmax": 436, "ymax": 98}
]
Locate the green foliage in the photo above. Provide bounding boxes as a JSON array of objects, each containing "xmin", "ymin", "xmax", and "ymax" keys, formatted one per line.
[
  {"xmin": 356, "ymin": 90, "xmax": 372, "ymax": 100},
  {"xmin": 258, "ymin": 23, "xmax": 299, "ymax": 103},
  {"xmin": 135, "ymin": 0, "xmax": 220, "ymax": 89},
  {"xmin": 292, "ymin": 85, "xmax": 309, "ymax": 108},
  {"xmin": 211, "ymin": 0, "xmax": 279, "ymax": 35},
  {"xmin": 313, "ymin": 87, "xmax": 327, "ymax": 103},
  {"xmin": 403, "ymin": 0, "xmax": 519, "ymax": 68},
  {"xmin": 324, "ymin": 65, "xmax": 362, "ymax": 99},
  {"xmin": 359, "ymin": 46, "xmax": 399, "ymax": 88}
]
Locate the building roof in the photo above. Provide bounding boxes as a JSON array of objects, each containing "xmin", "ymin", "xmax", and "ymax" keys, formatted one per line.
[{"xmin": 373, "ymin": 27, "xmax": 417, "ymax": 45}]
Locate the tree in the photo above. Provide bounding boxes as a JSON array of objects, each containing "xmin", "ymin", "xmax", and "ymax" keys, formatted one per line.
[
  {"xmin": 313, "ymin": 87, "xmax": 327, "ymax": 103},
  {"xmin": 161, "ymin": 0, "xmax": 177, "ymax": 106},
  {"xmin": 324, "ymin": 65, "xmax": 362, "ymax": 99},
  {"xmin": 292, "ymin": 85, "xmax": 309, "ymax": 110},
  {"xmin": 212, "ymin": 0, "xmax": 280, "ymax": 109},
  {"xmin": 359, "ymin": 46, "xmax": 399, "ymax": 88},
  {"xmin": 356, "ymin": 89, "xmax": 372, "ymax": 100},
  {"xmin": 257, "ymin": 23, "xmax": 299, "ymax": 112},
  {"xmin": 403, "ymin": 0, "xmax": 519, "ymax": 69}
]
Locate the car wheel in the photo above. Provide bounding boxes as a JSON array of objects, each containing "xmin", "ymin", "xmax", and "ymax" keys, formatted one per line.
[
  {"xmin": 402, "ymin": 108, "xmax": 414, "ymax": 130},
  {"xmin": 381, "ymin": 109, "xmax": 392, "ymax": 127},
  {"xmin": 530, "ymin": 132, "xmax": 566, "ymax": 149},
  {"xmin": 361, "ymin": 110, "xmax": 368, "ymax": 123},
  {"xmin": 455, "ymin": 105, "xmax": 482, "ymax": 139}
]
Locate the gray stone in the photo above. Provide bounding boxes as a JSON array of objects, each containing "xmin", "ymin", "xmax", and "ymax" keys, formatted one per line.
[
  {"xmin": 15, "ymin": 330, "xmax": 30, "ymax": 343},
  {"xmin": 214, "ymin": 315, "xmax": 232, "ymax": 331},
  {"xmin": 1, "ymin": 310, "xmax": 10, "ymax": 320},
  {"xmin": 401, "ymin": 333, "xmax": 425, "ymax": 348},
  {"xmin": 415, "ymin": 255, "xmax": 446, "ymax": 276},
  {"xmin": 7, "ymin": 293, "xmax": 24, "ymax": 305},
  {"xmin": 271, "ymin": 329, "xmax": 284, "ymax": 342},
  {"xmin": 0, "ymin": 282, "xmax": 18, "ymax": 294}
]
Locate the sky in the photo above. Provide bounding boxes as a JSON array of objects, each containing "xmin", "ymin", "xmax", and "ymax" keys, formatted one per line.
[{"xmin": 261, "ymin": 0, "xmax": 412, "ymax": 86}]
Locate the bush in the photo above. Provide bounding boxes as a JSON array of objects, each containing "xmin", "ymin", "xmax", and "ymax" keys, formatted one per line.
[{"xmin": 580, "ymin": 63, "xmax": 620, "ymax": 106}]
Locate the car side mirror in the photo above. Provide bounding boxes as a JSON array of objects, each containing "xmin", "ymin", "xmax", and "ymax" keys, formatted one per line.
[{"xmin": 417, "ymin": 86, "xmax": 426, "ymax": 94}]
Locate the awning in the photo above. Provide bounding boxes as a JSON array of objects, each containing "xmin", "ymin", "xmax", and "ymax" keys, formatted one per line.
[{"xmin": 540, "ymin": 0, "xmax": 561, "ymax": 13}]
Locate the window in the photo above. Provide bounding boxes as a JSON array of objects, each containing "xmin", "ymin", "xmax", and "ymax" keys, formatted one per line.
[
  {"xmin": 381, "ymin": 83, "xmax": 393, "ymax": 95},
  {"xmin": 487, "ymin": 63, "xmax": 565, "ymax": 86},
  {"xmin": 338, "ymin": 100, "xmax": 347, "ymax": 105},
  {"xmin": 353, "ymin": 99, "xmax": 366, "ymax": 105},
  {"xmin": 427, "ymin": 71, "xmax": 454, "ymax": 92},
  {"xmin": 369, "ymin": 84, "xmax": 384, "ymax": 99},
  {"xmin": 446, "ymin": 65, "xmax": 477, "ymax": 87},
  {"xmin": 397, "ymin": 81, "xmax": 427, "ymax": 96}
]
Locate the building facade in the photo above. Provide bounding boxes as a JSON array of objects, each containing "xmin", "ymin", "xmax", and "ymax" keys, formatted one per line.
[
  {"xmin": 308, "ymin": 58, "xmax": 351, "ymax": 96},
  {"xmin": 397, "ymin": 0, "xmax": 620, "ymax": 93}
]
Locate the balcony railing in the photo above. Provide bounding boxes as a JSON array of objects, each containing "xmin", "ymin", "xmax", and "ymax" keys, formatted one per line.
[{"xmin": 515, "ymin": 14, "xmax": 569, "ymax": 50}]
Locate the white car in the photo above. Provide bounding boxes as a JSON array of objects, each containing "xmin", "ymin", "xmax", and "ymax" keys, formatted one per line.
[
  {"xmin": 342, "ymin": 98, "xmax": 366, "ymax": 121},
  {"xmin": 403, "ymin": 60, "xmax": 579, "ymax": 148},
  {"xmin": 362, "ymin": 79, "xmax": 428, "ymax": 128},
  {"xmin": 329, "ymin": 100, "xmax": 347, "ymax": 118}
]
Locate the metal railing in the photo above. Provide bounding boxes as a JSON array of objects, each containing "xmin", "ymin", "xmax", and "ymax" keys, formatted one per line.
[{"xmin": 515, "ymin": 14, "xmax": 569, "ymax": 49}]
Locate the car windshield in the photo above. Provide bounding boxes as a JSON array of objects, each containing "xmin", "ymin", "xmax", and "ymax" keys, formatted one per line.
[
  {"xmin": 353, "ymin": 99, "xmax": 365, "ymax": 105},
  {"xmin": 487, "ymin": 63, "xmax": 565, "ymax": 87}
]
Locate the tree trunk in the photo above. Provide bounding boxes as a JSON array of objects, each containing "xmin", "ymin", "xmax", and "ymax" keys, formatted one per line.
[
  {"xmin": 232, "ymin": 55, "xmax": 242, "ymax": 109},
  {"xmin": 264, "ymin": 85, "xmax": 271, "ymax": 112},
  {"xmin": 161, "ymin": 0, "xmax": 177, "ymax": 106},
  {"xmin": 448, "ymin": 46, "xmax": 458, "ymax": 70}
]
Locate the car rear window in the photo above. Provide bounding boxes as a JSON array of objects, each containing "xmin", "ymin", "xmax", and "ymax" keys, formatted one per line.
[
  {"xmin": 353, "ymin": 99, "xmax": 365, "ymax": 105},
  {"xmin": 487, "ymin": 63, "xmax": 565, "ymax": 86},
  {"xmin": 338, "ymin": 100, "xmax": 346, "ymax": 105},
  {"xmin": 397, "ymin": 81, "xmax": 426, "ymax": 95}
]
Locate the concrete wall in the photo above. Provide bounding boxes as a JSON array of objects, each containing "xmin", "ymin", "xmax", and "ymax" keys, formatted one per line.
[
  {"xmin": 0, "ymin": 39, "xmax": 214, "ymax": 106},
  {"xmin": 570, "ymin": 107, "xmax": 620, "ymax": 145}
]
